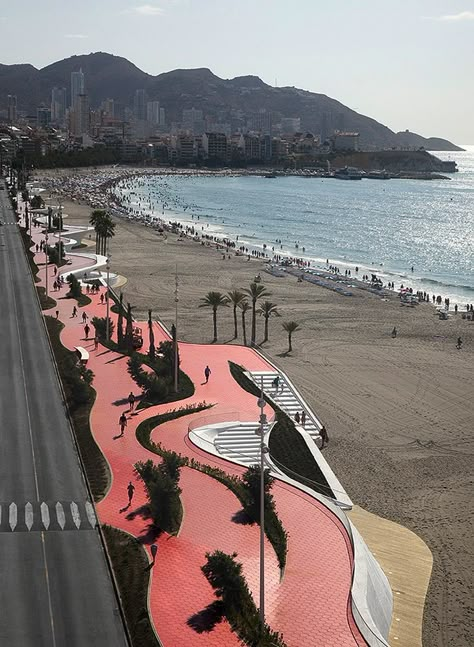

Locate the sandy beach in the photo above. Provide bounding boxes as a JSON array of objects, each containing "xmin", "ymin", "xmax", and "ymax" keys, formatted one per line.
[{"xmin": 41, "ymin": 172, "xmax": 474, "ymax": 647}]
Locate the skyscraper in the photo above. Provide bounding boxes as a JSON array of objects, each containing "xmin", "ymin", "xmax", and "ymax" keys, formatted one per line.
[
  {"xmin": 146, "ymin": 101, "xmax": 160, "ymax": 125},
  {"xmin": 71, "ymin": 94, "xmax": 90, "ymax": 137},
  {"xmin": 7, "ymin": 95, "xmax": 17, "ymax": 124},
  {"xmin": 70, "ymin": 69, "xmax": 85, "ymax": 107},
  {"xmin": 133, "ymin": 89, "xmax": 148, "ymax": 121},
  {"xmin": 51, "ymin": 87, "xmax": 67, "ymax": 123}
]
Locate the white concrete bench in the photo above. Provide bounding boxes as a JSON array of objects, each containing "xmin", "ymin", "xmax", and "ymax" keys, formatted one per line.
[{"xmin": 75, "ymin": 346, "xmax": 89, "ymax": 365}]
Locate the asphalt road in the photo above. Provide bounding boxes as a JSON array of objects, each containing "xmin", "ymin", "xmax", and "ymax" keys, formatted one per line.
[{"xmin": 0, "ymin": 183, "xmax": 128, "ymax": 646}]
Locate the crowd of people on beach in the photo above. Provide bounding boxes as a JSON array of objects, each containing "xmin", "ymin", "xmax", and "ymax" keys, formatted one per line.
[{"xmin": 33, "ymin": 167, "xmax": 470, "ymax": 311}]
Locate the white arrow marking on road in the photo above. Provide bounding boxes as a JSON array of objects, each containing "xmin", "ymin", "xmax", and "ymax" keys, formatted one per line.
[
  {"xmin": 70, "ymin": 502, "xmax": 81, "ymax": 529},
  {"xmin": 9, "ymin": 503, "xmax": 17, "ymax": 531},
  {"xmin": 41, "ymin": 503, "xmax": 50, "ymax": 530},
  {"xmin": 25, "ymin": 502, "xmax": 34, "ymax": 531},
  {"xmin": 55, "ymin": 502, "xmax": 66, "ymax": 529},
  {"xmin": 85, "ymin": 502, "xmax": 97, "ymax": 528}
]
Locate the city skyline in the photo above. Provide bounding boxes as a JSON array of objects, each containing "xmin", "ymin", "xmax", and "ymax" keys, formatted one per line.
[{"xmin": 1, "ymin": 1, "xmax": 473, "ymax": 143}]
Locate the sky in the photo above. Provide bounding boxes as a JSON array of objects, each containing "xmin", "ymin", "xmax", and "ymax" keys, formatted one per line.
[{"xmin": 1, "ymin": 0, "xmax": 473, "ymax": 143}]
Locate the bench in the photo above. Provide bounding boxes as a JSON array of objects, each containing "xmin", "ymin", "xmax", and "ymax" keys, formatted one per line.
[{"xmin": 75, "ymin": 346, "xmax": 90, "ymax": 365}]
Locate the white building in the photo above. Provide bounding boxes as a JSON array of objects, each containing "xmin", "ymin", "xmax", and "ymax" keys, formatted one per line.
[
  {"xmin": 334, "ymin": 132, "xmax": 360, "ymax": 151},
  {"xmin": 147, "ymin": 101, "xmax": 161, "ymax": 125},
  {"xmin": 70, "ymin": 69, "xmax": 85, "ymax": 107},
  {"xmin": 51, "ymin": 87, "xmax": 67, "ymax": 124}
]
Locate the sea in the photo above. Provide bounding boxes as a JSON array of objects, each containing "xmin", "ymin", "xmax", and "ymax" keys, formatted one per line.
[{"xmin": 116, "ymin": 146, "xmax": 474, "ymax": 306}]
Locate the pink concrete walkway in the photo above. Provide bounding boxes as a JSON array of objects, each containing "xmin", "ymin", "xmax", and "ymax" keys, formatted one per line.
[{"xmin": 25, "ymin": 212, "xmax": 366, "ymax": 646}]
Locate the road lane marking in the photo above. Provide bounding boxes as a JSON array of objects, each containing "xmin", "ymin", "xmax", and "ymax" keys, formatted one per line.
[
  {"xmin": 25, "ymin": 502, "xmax": 34, "ymax": 530},
  {"xmin": 9, "ymin": 503, "xmax": 17, "ymax": 531},
  {"xmin": 55, "ymin": 502, "xmax": 65, "ymax": 529},
  {"xmin": 41, "ymin": 502, "xmax": 51, "ymax": 529},
  {"xmin": 70, "ymin": 502, "xmax": 81, "ymax": 529},
  {"xmin": 85, "ymin": 501, "xmax": 97, "ymax": 528}
]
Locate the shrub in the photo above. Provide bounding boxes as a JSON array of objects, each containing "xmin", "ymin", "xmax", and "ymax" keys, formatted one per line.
[
  {"xmin": 201, "ymin": 550, "xmax": 286, "ymax": 647},
  {"xmin": 66, "ymin": 273, "xmax": 82, "ymax": 299},
  {"xmin": 134, "ymin": 457, "xmax": 184, "ymax": 535},
  {"xmin": 91, "ymin": 316, "xmax": 115, "ymax": 340}
]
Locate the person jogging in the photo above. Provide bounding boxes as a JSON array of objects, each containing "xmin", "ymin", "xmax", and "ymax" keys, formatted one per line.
[{"xmin": 118, "ymin": 412, "xmax": 128, "ymax": 436}]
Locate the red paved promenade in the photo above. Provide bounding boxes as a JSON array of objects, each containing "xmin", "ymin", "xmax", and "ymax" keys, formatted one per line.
[{"xmin": 29, "ymin": 219, "xmax": 366, "ymax": 646}]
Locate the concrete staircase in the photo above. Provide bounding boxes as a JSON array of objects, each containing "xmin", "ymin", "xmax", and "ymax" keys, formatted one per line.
[
  {"xmin": 246, "ymin": 370, "xmax": 322, "ymax": 445},
  {"xmin": 212, "ymin": 421, "xmax": 262, "ymax": 466}
]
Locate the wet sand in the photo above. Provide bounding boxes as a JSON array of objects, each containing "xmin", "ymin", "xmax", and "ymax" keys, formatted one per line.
[{"xmin": 54, "ymin": 188, "xmax": 474, "ymax": 647}]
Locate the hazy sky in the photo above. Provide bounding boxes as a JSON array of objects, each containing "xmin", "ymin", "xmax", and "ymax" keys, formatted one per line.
[{"xmin": 1, "ymin": 1, "xmax": 473, "ymax": 143}]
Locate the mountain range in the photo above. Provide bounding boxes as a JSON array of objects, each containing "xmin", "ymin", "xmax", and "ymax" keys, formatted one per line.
[{"xmin": 0, "ymin": 52, "xmax": 463, "ymax": 151}]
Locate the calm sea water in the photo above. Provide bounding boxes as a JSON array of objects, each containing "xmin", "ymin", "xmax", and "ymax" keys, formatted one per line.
[{"xmin": 119, "ymin": 146, "xmax": 474, "ymax": 305}]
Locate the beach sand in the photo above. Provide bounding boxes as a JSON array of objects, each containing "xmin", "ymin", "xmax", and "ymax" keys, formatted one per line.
[{"xmin": 60, "ymin": 194, "xmax": 474, "ymax": 647}]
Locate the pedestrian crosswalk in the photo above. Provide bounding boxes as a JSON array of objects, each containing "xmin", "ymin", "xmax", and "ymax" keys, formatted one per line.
[{"xmin": 0, "ymin": 500, "xmax": 97, "ymax": 533}]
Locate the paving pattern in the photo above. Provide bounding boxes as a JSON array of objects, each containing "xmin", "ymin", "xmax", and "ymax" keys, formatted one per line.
[{"xmin": 27, "ymin": 213, "xmax": 368, "ymax": 646}]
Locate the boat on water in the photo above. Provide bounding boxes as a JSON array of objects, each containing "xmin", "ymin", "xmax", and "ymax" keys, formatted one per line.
[
  {"xmin": 367, "ymin": 170, "xmax": 391, "ymax": 180},
  {"xmin": 333, "ymin": 166, "xmax": 363, "ymax": 180},
  {"xmin": 263, "ymin": 173, "xmax": 277, "ymax": 179}
]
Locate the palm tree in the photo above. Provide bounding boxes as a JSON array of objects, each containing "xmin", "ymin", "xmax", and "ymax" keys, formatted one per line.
[
  {"xmin": 90, "ymin": 209, "xmax": 116, "ymax": 255},
  {"xmin": 227, "ymin": 289, "xmax": 247, "ymax": 339},
  {"xmin": 282, "ymin": 321, "xmax": 301, "ymax": 353},
  {"xmin": 124, "ymin": 303, "xmax": 135, "ymax": 354},
  {"xmin": 148, "ymin": 309, "xmax": 155, "ymax": 360},
  {"xmin": 258, "ymin": 301, "xmax": 280, "ymax": 343},
  {"xmin": 238, "ymin": 301, "xmax": 250, "ymax": 346},
  {"xmin": 199, "ymin": 292, "xmax": 229, "ymax": 343},
  {"xmin": 244, "ymin": 282, "xmax": 270, "ymax": 347}
]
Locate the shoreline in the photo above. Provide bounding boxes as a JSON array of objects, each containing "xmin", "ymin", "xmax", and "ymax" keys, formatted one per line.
[{"xmin": 32, "ymin": 167, "xmax": 474, "ymax": 309}]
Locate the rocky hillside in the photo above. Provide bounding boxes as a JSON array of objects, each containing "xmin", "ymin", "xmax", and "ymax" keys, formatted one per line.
[{"xmin": 0, "ymin": 52, "xmax": 463, "ymax": 151}]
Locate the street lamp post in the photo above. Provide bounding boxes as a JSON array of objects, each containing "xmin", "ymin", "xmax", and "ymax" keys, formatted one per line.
[
  {"xmin": 257, "ymin": 376, "xmax": 267, "ymax": 628},
  {"xmin": 173, "ymin": 265, "xmax": 179, "ymax": 393},
  {"xmin": 105, "ymin": 254, "xmax": 111, "ymax": 342},
  {"xmin": 45, "ymin": 232, "xmax": 49, "ymax": 297}
]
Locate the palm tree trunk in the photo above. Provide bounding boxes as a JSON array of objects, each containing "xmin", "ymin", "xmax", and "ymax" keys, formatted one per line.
[
  {"xmin": 242, "ymin": 312, "xmax": 247, "ymax": 346},
  {"xmin": 213, "ymin": 307, "xmax": 218, "ymax": 342},
  {"xmin": 264, "ymin": 316, "xmax": 269, "ymax": 343},
  {"xmin": 251, "ymin": 299, "xmax": 256, "ymax": 346},
  {"xmin": 233, "ymin": 305, "xmax": 238, "ymax": 339},
  {"xmin": 288, "ymin": 332, "xmax": 292, "ymax": 353}
]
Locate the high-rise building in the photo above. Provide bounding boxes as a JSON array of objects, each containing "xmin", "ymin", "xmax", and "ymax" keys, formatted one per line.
[
  {"xmin": 37, "ymin": 106, "xmax": 51, "ymax": 128},
  {"xmin": 133, "ymin": 89, "xmax": 148, "ymax": 121},
  {"xmin": 71, "ymin": 94, "xmax": 90, "ymax": 137},
  {"xmin": 146, "ymin": 101, "xmax": 160, "ymax": 125},
  {"xmin": 102, "ymin": 98, "xmax": 115, "ymax": 118},
  {"xmin": 70, "ymin": 69, "xmax": 85, "ymax": 107},
  {"xmin": 182, "ymin": 107, "xmax": 203, "ymax": 131},
  {"xmin": 51, "ymin": 87, "xmax": 67, "ymax": 124},
  {"xmin": 7, "ymin": 95, "xmax": 17, "ymax": 124},
  {"xmin": 159, "ymin": 107, "xmax": 166, "ymax": 127}
]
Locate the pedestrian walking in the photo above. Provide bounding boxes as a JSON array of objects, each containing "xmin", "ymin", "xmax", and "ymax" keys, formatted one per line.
[
  {"xmin": 128, "ymin": 392, "xmax": 136, "ymax": 411},
  {"xmin": 84, "ymin": 323, "xmax": 90, "ymax": 339},
  {"xmin": 118, "ymin": 412, "xmax": 127, "ymax": 436},
  {"xmin": 82, "ymin": 311, "xmax": 88, "ymax": 323},
  {"xmin": 127, "ymin": 481, "xmax": 135, "ymax": 505},
  {"xmin": 94, "ymin": 335, "xmax": 99, "ymax": 350},
  {"xmin": 100, "ymin": 293, "xmax": 104, "ymax": 305},
  {"xmin": 55, "ymin": 310, "xmax": 59, "ymax": 319},
  {"xmin": 320, "ymin": 425, "xmax": 329, "ymax": 449},
  {"xmin": 301, "ymin": 410, "xmax": 306, "ymax": 426},
  {"xmin": 456, "ymin": 336, "xmax": 463, "ymax": 350},
  {"xmin": 204, "ymin": 365, "xmax": 211, "ymax": 383},
  {"xmin": 72, "ymin": 305, "xmax": 77, "ymax": 317},
  {"xmin": 272, "ymin": 375, "xmax": 280, "ymax": 391},
  {"xmin": 294, "ymin": 411, "xmax": 300, "ymax": 424}
]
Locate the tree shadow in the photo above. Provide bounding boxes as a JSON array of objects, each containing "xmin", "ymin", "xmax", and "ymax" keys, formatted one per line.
[
  {"xmin": 231, "ymin": 508, "xmax": 253, "ymax": 525},
  {"xmin": 187, "ymin": 600, "xmax": 225, "ymax": 634},
  {"xmin": 105, "ymin": 355, "xmax": 128, "ymax": 364},
  {"xmin": 125, "ymin": 504, "xmax": 162, "ymax": 545}
]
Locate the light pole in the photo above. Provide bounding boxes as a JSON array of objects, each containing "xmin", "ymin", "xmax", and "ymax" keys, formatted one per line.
[
  {"xmin": 45, "ymin": 232, "xmax": 49, "ymax": 297},
  {"xmin": 57, "ymin": 197, "xmax": 63, "ymax": 264},
  {"xmin": 173, "ymin": 264, "xmax": 179, "ymax": 393},
  {"xmin": 257, "ymin": 376, "xmax": 267, "ymax": 628},
  {"xmin": 105, "ymin": 254, "xmax": 111, "ymax": 342}
]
